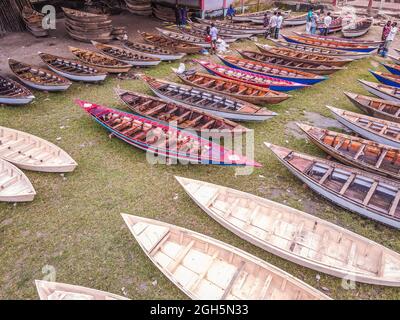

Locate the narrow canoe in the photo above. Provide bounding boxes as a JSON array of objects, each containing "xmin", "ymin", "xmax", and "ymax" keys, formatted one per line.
[
  {"xmin": 239, "ymin": 50, "xmax": 343, "ymax": 75},
  {"xmin": 62, "ymin": 7, "xmax": 109, "ymax": 23},
  {"xmin": 176, "ymin": 176, "xmax": 400, "ymax": 286},
  {"xmin": 156, "ymin": 27, "xmax": 212, "ymax": 48},
  {"xmin": 177, "ymin": 27, "xmax": 237, "ymax": 44},
  {"xmin": 8, "ymin": 59, "xmax": 72, "ymax": 92},
  {"xmin": 0, "ymin": 75, "xmax": 34, "ymax": 105},
  {"xmin": 298, "ymin": 122, "xmax": 400, "ymax": 179},
  {"xmin": 328, "ymin": 105, "xmax": 400, "ymax": 149},
  {"xmin": 38, "ymin": 52, "xmax": 107, "ymax": 82},
  {"xmin": 140, "ymin": 76, "xmax": 276, "ymax": 122},
  {"xmin": 370, "ymin": 70, "xmax": 400, "ymax": 89},
  {"xmin": 195, "ymin": 60, "xmax": 307, "ymax": 92},
  {"xmin": 293, "ymin": 31, "xmax": 383, "ymax": 46},
  {"xmin": 217, "ymin": 54, "xmax": 326, "ymax": 85},
  {"xmin": 382, "ymin": 63, "xmax": 400, "ymax": 76},
  {"xmin": 316, "ymin": 17, "xmax": 343, "ymax": 34},
  {"xmin": 175, "ymin": 70, "xmax": 290, "ymax": 105},
  {"xmin": 342, "ymin": 18, "xmax": 373, "ymax": 38},
  {"xmin": 68, "ymin": 46, "xmax": 132, "ymax": 73},
  {"xmin": 358, "ymin": 79, "xmax": 400, "ymax": 103},
  {"xmin": 265, "ymin": 143, "xmax": 400, "ymax": 229},
  {"xmin": 269, "ymin": 39, "xmax": 370, "ymax": 60},
  {"xmin": 195, "ymin": 18, "xmax": 266, "ymax": 35},
  {"xmin": 35, "ymin": 280, "xmax": 128, "ymax": 300},
  {"xmin": 256, "ymin": 44, "xmax": 352, "ymax": 67},
  {"xmin": 0, "ymin": 126, "xmax": 77, "ymax": 172},
  {"xmin": 0, "ymin": 158, "xmax": 35, "ymax": 202},
  {"xmin": 91, "ymin": 41, "xmax": 161, "ymax": 67},
  {"xmin": 123, "ymin": 40, "xmax": 186, "ymax": 61},
  {"xmin": 121, "ymin": 214, "xmax": 330, "ymax": 299},
  {"xmin": 115, "ymin": 87, "xmax": 249, "ymax": 134},
  {"xmin": 187, "ymin": 21, "xmax": 252, "ymax": 39},
  {"xmin": 344, "ymin": 91, "xmax": 400, "ymax": 123},
  {"xmin": 76, "ymin": 100, "xmax": 260, "ymax": 167},
  {"xmin": 139, "ymin": 31, "xmax": 202, "ymax": 54},
  {"xmin": 390, "ymin": 55, "xmax": 400, "ymax": 65},
  {"xmin": 281, "ymin": 34, "xmax": 378, "ymax": 53},
  {"xmin": 283, "ymin": 12, "xmax": 308, "ymax": 26}
]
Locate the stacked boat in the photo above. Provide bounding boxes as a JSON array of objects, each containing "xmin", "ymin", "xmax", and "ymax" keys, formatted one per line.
[
  {"xmin": 124, "ymin": 0, "xmax": 152, "ymax": 16},
  {"xmin": 21, "ymin": 6, "xmax": 48, "ymax": 38}
]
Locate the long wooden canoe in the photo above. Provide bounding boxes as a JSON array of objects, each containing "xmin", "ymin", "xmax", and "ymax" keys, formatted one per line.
[
  {"xmin": 281, "ymin": 34, "xmax": 378, "ymax": 53},
  {"xmin": 39, "ymin": 52, "xmax": 107, "ymax": 82},
  {"xmin": 344, "ymin": 91, "xmax": 400, "ymax": 123},
  {"xmin": 123, "ymin": 40, "xmax": 186, "ymax": 61},
  {"xmin": 0, "ymin": 126, "xmax": 77, "ymax": 172},
  {"xmin": 0, "ymin": 158, "xmax": 35, "ymax": 202},
  {"xmin": 256, "ymin": 44, "xmax": 352, "ymax": 67},
  {"xmin": 218, "ymin": 54, "xmax": 326, "ymax": 85},
  {"xmin": 8, "ymin": 59, "xmax": 72, "ymax": 92},
  {"xmin": 139, "ymin": 31, "xmax": 201, "ymax": 54},
  {"xmin": 0, "ymin": 75, "xmax": 34, "ymax": 105},
  {"xmin": 239, "ymin": 50, "xmax": 343, "ymax": 75},
  {"xmin": 342, "ymin": 18, "xmax": 373, "ymax": 38},
  {"xmin": 269, "ymin": 39, "xmax": 370, "ymax": 60},
  {"xmin": 283, "ymin": 12, "xmax": 308, "ymax": 26},
  {"xmin": 328, "ymin": 106, "xmax": 400, "ymax": 149},
  {"xmin": 195, "ymin": 18, "xmax": 266, "ymax": 35},
  {"xmin": 68, "ymin": 46, "xmax": 132, "ymax": 73},
  {"xmin": 35, "ymin": 280, "xmax": 128, "ymax": 300},
  {"xmin": 62, "ymin": 7, "xmax": 109, "ymax": 23},
  {"xmin": 370, "ymin": 70, "xmax": 400, "ymax": 89},
  {"xmin": 196, "ymin": 60, "xmax": 307, "ymax": 92},
  {"xmin": 122, "ymin": 214, "xmax": 330, "ymax": 299},
  {"xmin": 382, "ymin": 63, "xmax": 400, "ymax": 76},
  {"xmin": 293, "ymin": 31, "xmax": 383, "ymax": 46},
  {"xmin": 176, "ymin": 70, "xmax": 290, "ymax": 105},
  {"xmin": 115, "ymin": 87, "xmax": 249, "ymax": 134},
  {"xmin": 176, "ymin": 176, "xmax": 400, "ymax": 286},
  {"xmin": 177, "ymin": 27, "xmax": 237, "ymax": 43},
  {"xmin": 140, "ymin": 76, "xmax": 276, "ymax": 122},
  {"xmin": 298, "ymin": 122, "xmax": 400, "ymax": 179},
  {"xmin": 91, "ymin": 41, "xmax": 161, "ymax": 67},
  {"xmin": 76, "ymin": 100, "xmax": 260, "ymax": 167},
  {"xmin": 187, "ymin": 21, "xmax": 252, "ymax": 39},
  {"xmin": 156, "ymin": 27, "xmax": 212, "ymax": 48},
  {"xmin": 358, "ymin": 80, "xmax": 400, "ymax": 103},
  {"xmin": 265, "ymin": 143, "xmax": 400, "ymax": 229}
]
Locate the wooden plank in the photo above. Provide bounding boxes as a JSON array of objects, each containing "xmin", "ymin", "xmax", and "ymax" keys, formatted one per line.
[
  {"xmin": 189, "ymin": 251, "xmax": 219, "ymax": 291},
  {"xmin": 220, "ymin": 261, "xmax": 246, "ymax": 299},
  {"xmin": 258, "ymin": 274, "xmax": 273, "ymax": 299},
  {"xmin": 319, "ymin": 167, "xmax": 334, "ymax": 184},
  {"xmin": 166, "ymin": 240, "xmax": 195, "ymax": 273},
  {"xmin": 388, "ymin": 190, "xmax": 400, "ymax": 216},
  {"xmin": 353, "ymin": 144, "xmax": 366, "ymax": 160},
  {"xmin": 362, "ymin": 181, "xmax": 378, "ymax": 206},
  {"xmin": 339, "ymin": 173, "xmax": 356, "ymax": 195},
  {"xmin": 375, "ymin": 149, "xmax": 388, "ymax": 168}
]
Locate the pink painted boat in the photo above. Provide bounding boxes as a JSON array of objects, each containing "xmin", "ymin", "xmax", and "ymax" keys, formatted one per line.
[{"xmin": 75, "ymin": 100, "xmax": 261, "ymax": 167}]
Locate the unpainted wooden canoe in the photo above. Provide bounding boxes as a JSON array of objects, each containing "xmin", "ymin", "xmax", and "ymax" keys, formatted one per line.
[{"xmin": 358, "ymin": 80, "xmax": 400, "ymax": 103}]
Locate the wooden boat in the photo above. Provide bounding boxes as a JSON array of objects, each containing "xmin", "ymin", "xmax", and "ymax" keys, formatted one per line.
[
  {"xmin": 195, "ymin": 18, "xmax": 266, "ymax": 35},
  {"xmin": 0, "ymin": 158, "xmax": 35, "ymax": 202},
  {"xmin": 269, "ymin": 39, "xmax": 369, "ymax": 60},
  {"xmin": 38, "ymin": 52, "xmax": 107, "ymax": 82},
  {"xmin": 62, "ymin": 7, "xmax": 109, "ymax": 23},
  {"xmin": 265, "ymin": 143, "xmax": 400, "ymax": 229},
  {"xmin": 299, "ymin": 122, "xmax": 400, "ymax": 179},
  {"xmin": 176, "ymin": 70, "xmax": 290, "ymax": 105},
  {"xmin": 76, "ymin": 100, "xmax": 260, "ymax": 167},
  {"xmin": 196, "ymin": 60, "xmax": 307, "ymax": 92},
  {"xmin": 389, "ymin": 55, "xmax": 400, "ymax": 66},
  {"xmin": 256, "ymin": 44, "xmax": 352, "ymax": 67},
  {"xmin": 342, "ymin": 18, "xmax": 373, "ymax": 38},
  {"xmin": 0, "ymin": 75, "xmax": 34, "ymax": 105},
  {"xmin": 293, "ymin": 31, "xmax": 382, "ymax": 46},
  {"xmin": 232, "ymin": 8, "xmax": 290, "ymax": 23},
  {"xmin": 0, "ymin": 126, "xmax": 77, "ymax": 172},
  {"xmin": 238, "ymin": 50, "xmax": 343, "ymax": 76},
  {"xmin": 176, "ymin": 176, "xmax": 400, "ymax": 286},
  {"xmin": 121, "ymin": 214, "xmax": 330, "ymax": 299},
  {"xmin": 218, "ymin": 54, "xmax": 326, "ymax": 85},
  {"xmin": 156, "ymin": 28, "xmax": 212, "ymax": 48},
  {"xmin": 382, "ymin": 63, "xmax": 400, "ymax": 76},
  {"xmin": 317, "ymin": 17, "xmax": 343, "ymax": 34},
  {"xmin": 344, "ymin": 91, "xmax": 400, "ymax": 123},
  {"xmin": 64, "ymin": 24, "xmax": 112, "ymax": 43},
  {"xmin": 187, "ymin": 21, "xmax": 252, "ymax": 39},
  {"xmin": 68, "ymin": 47, "xmax": 132, "ymax": 73},
  {"xmin": 21, "ymin": 6, "xmax": 48, "ymax": 37},
  {"xmin": 35, "ymin": 280, "xmax": 128, "ymax": 300},
  {"xmin": 123, "ymin": 40, "xmax": 185, "ymax": 61},
  {"xmin": 116, "ymin": 87, "xmax": 249, "ymax": 134},
  {"xmin": 139, "ymin": 31, "xmax": 201, "ymax": 54},
  {"xmin": 8, "ymin": 59, "xmax": 71, "ymax": 92},
  {"xmin": 177, "ymin": 27, "xmax": 237, "ymax": 43},
  {"xmin": 328, "ymin": 106, "xmax": 400, "ymax": 149},
  {"xmin": 281, "ymin": 34, "xmax": 378, "ymax": 53},
  {"xmin": 283, "ymin": 12, "xmax": 308, "ymax": 26},
  {"xmin": 370, "ymin": 70, "xmax": 400, "ymax": 89},
  {"xmin": 91, "ymin": 41, "xmax": 161, "ymax": 67},
  {"xmin": 140, "ymin": 76, "xmax": 276, "ymax": 122},
  {"xmin": 358, "ymin": 79, "xmax": 400, "ymax": 103}
]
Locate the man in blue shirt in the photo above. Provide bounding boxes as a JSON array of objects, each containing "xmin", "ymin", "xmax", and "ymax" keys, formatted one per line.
[{"xmin": 226, "ymin": 5, "xmax": 235, "ymax": 21}]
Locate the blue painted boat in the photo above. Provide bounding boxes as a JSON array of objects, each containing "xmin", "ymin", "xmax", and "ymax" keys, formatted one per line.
[
  {"xmin": 382, "ymin": 63, "xmax": 400, "ymax": 76},
  {"xmin": 370, "ymin": 70, "xmax": 400, "ymax": 88},
  {"xmin": 281, "ymin": 34, "xmax": 378, "ymax": 53},
  {"xmin": 217, "ymin": 54, "xmax": 326, "ymax": 85}
]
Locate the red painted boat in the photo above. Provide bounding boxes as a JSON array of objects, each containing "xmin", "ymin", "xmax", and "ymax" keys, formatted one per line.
[{"xmin": 75, "ymin": 100, "xmax": 261, "ymax": 167}]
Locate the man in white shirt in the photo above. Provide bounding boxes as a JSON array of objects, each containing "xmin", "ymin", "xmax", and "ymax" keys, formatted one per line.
[
  {"xmin": 269, "ymin": 12, "xmax": 278, "ymax": 40},
  {"xmin": 323, "ymin": 12, "xmax": 332, "ymax": 36},
  {"xmin": 274, "ymin": 12, "xmax": 283, "ymax": 39},
  {"xmin": 209, "ymin": 23, "xmax": 218, "ymax": 54},
  {"xmin": 382, "ymin": 22, "xmax": 398, "ymax": 58}
]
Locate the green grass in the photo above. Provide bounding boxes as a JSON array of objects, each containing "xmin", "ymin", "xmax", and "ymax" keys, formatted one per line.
[{"xmin": 1, "ymin": 40, "xmax": 400, "ymax": 300}]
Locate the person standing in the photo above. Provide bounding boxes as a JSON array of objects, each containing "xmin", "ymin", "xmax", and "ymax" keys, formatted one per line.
[
  {"xmin": 382, "ymin": 22, "xmax": 398, "ymax": 58},
  {"xmin": 306, "ymin": 7, "xmax": 313, "ymax": 34},
  {"xmin": 323, "ymin": 12, "xmax": 332, "ymax": 36},
  {"xmin": 263, "ymin": 13, "xmax": 271, "ymax": 39},
  {"xmin": 378, "ymin": 21, "xmax": 391, "ymax": 54},
  {"xmin": 269, "ymin": 11, "xmax": 278, "ymax": 40},
  {"xmin": 226, "ymin": 4, "xmax": 235, "ymax": 20},
  {"xmin": 310, "ymin": 11, "xmax": 319, "ymax": 35},
  {"xmin": 175, "ymin": 5, "xmax": 181, "ymax": 28},
  {"xmin": 180, "ymin": 6, "xmax": 187, "ymax": 27},
  {"xmin": 275, "ymin": 11, "xmax": 283, "ymax": 39},
  {"xmin": 210, "ymin": 23, "xmax": 218, "ymax": 54}
]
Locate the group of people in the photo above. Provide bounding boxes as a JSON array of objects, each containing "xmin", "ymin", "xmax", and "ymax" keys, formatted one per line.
[
  {"xmin": 379, "ymin": 21, "xmax": 398, "ymax": 58},
  {"xmin": 262, "ymin": 11, "xmax": 284, "ymax": 39},
  {"xmin": 175, "ymin": 5, "xmax": 188, "ymax": 27},
  {"xmin": 305, "ymin": 7, "xmax": 332, "ymax": 35}
]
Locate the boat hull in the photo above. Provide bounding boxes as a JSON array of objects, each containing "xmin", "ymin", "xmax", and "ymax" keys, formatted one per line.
[
  {"xmin": 0, "ymin": 96, "xmax": 35, "ymax": 105},
  {"xmin": 19, "ymin": 78, "xmax": 71, "ymax": 91},
  {"xmin": 46, "ymin": 65, "xmax": 107, "ymax": 82},
  {"xmin": 371, "ymin": 71, "xmax": 400, "ymax": 88},
  {"xmin": 383, "ymin": 64, "xmax": 400, "ymax": 76},
  {"xmin": 359, "ymin": 80, "xmax": 400, "ymax": 103}
]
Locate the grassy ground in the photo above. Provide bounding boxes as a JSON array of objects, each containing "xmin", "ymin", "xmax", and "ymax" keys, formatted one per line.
[{"xmin": 1, "ymin": 38, "xmax": 400, "ymax": 300}]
